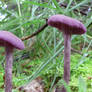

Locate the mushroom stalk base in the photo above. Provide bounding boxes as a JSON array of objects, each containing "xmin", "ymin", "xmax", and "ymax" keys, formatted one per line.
[
  {"xmin": 5, "ymin": 47, "xmax": 13, "ymax": 92},
  {"xmin": 62, "ymin": 33, "xmax": 71, "ymax": 92}
]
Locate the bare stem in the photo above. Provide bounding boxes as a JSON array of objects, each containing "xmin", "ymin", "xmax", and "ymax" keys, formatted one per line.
[
  {"xmin": 5, "ymin": 47, "xmax": 13, "ymax": 92},
  {"xmin": 62, "ymin": 33, "xmax": 71, "ymax": 92}
]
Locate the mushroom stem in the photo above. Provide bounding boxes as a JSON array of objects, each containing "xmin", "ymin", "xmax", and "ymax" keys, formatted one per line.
[
  {"xmin": 62, "ymin": 33, "xmax": 71, "ymax": 92},
  {"xmin": 5, "ymin": 47, "xmax": 13, "ymax": 92}
]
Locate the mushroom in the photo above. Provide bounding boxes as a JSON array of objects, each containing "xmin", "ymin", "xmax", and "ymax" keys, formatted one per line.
[
  {"xmin": 48, "ymin": 15, "xmax": 86, "ymax": 92},
  {"xmin": 0, "ymin": 31, "xmax": 25, "ymax": 92}
]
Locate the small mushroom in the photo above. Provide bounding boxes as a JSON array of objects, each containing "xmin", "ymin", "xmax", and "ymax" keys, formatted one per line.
[
  {"xmin": 48, "ymin": 15, "xmax": 86, "ymax": 92},
  {"xmin": 0, "ymin": 31, "xmax": 25, "ymax": 92}
]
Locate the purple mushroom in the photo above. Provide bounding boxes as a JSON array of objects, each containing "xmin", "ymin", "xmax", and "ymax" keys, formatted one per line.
[
  {"xmin": 0, "ymin": 31, "xmax": 25, "ymax": 92},
  {"xmin": 48, "ymin": 15, "xmax": 86, "ymax": 92}
]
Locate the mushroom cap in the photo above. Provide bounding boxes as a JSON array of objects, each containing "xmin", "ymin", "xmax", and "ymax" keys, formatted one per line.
[
  {"xmin": 48, "ymin": 14, "xmax": 86, "ymax": 35},
  {"xmin": 0, "ymin": 31, "xmax": 25, "ymax": 50}
]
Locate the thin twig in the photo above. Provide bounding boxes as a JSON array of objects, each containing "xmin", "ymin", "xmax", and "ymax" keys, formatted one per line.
[
  {"xmin": 71, "ymin": 48, "xmax": 82, "ymax": 55},
  {"xmin": 21, "ymin": 20, "xmax": 48, "ymax": 41}
]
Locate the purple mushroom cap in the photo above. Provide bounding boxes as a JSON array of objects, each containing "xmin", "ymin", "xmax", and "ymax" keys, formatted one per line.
[
  {"xmin": 0, "ymin": 31, "xmax": 25, "ymax": 50},
  {"xmin": 48, "ymin": 14, "xmax": 86, "ymax": 34}
]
